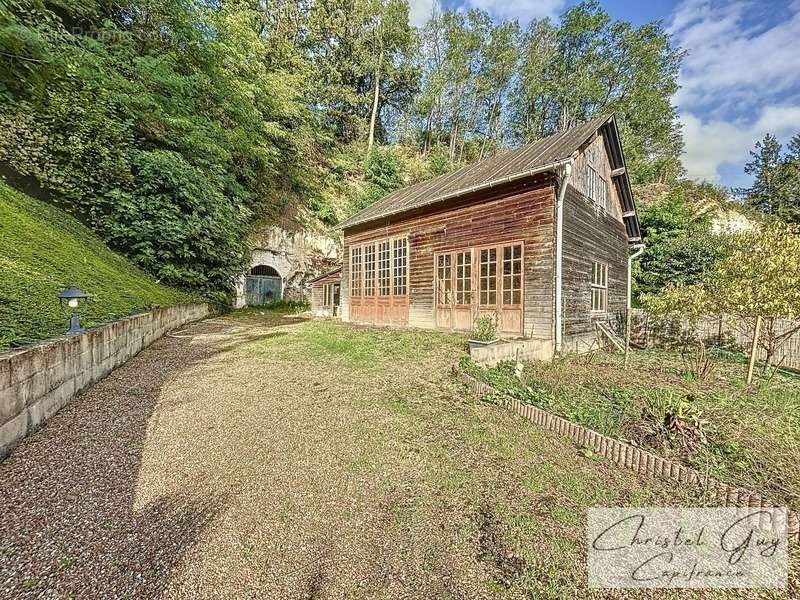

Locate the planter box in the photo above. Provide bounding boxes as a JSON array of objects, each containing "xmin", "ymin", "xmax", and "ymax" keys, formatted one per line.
[{"xmin": 468, "ymin": 339, "xmax": 499, "ymax": 352}]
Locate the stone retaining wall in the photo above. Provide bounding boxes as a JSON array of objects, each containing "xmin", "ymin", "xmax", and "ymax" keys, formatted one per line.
[
  {"xmin": 460, "ymin": 371, "xmax": 800, "ymax": 541},
  {"xmin": 0, "ymin": 304, "xmax": 209, "ymax": 459}
]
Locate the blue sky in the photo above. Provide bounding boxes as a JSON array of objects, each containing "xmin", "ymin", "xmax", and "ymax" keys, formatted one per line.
[{"xmin": 408, "ymin": 0, "xmax": 800, "ymax": 189}]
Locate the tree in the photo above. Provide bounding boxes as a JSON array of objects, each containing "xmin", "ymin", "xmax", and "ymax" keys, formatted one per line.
[
  {"xmin": 740, "ymin": 132, "xmax": 800, "ymax": 224},
  {"xmin": 712, "ymin": 224, "xmax": 800, "ymax": 379},
  {"xmin": 646, "ymin": 223, "xmax": 800, "ymax": 384},
  {"xmin": 742, "ymin": 133, "xmax": 783, "ymax": 214},
  {"xmin": 0, "ymin": 0, "xmax": 324, "ymax": 294},
  {"xmin": 510, "ymin": 1, "xmax": 684, "ymax": 184},
  {"xmin": 634, "ymin": 182, "xmax": 725, "ymax": 300},
  {"xmin": 350, "ymin": 145, "xmax": 405, "ymax": 213},
  {"xmin": 365, "ymin": 0, "xmax": 416, "ymax": 152}
]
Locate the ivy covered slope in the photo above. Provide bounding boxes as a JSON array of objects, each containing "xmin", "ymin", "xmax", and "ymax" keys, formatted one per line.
[{"xmin": 0, "ymin": 183, "xmax": 195, "ymax": 351}]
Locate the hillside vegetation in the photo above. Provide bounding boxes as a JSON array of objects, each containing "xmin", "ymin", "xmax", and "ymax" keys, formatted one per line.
[
  {"xmin": 0, "ymin": 0, "xmax": 683, "ymax": 295},
  {"xmin": 0, "ymin": 182, "xmax": 194, "ymax": 351}
]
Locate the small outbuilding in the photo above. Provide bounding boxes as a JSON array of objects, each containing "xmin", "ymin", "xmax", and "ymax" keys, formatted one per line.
[{"xmin": 309, "ymin": 268, "xmax": 342, "ymax": 317}]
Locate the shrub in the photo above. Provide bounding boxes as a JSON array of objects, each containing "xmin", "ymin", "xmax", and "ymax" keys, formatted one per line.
[{"xmin": 471, "ymin": 314, "xmax": 498, "ymax": 342}]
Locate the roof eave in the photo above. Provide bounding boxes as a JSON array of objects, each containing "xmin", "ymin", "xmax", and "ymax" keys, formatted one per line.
[
  {"xmin": 599, "ymin": 116, "xmax": 642, "ymax": 244},
  {"xmin": 336, "ymin": 158, "xmax": 572, "ymax": 232}
]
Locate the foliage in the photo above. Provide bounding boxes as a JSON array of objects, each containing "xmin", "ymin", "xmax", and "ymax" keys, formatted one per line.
[
  {"xmin": 350, "ymin": 145, "xmax": 406, "ymax": 213},
  {"xmin": 645, "ymin": 223, "xmax": 800, "ymax": 376},
  {"xmin": 0, "ymin": 182, "xmax": 195, "ymax": 350},
  {"xmin": 634, "ymin": 181, "xmax": 727, "ymax": 300},
  {"xmin": 713, "ymin": 223, "xmax": 800, "ymax": 320},
  {"xmin": 253, "ymin": 299, "xmax": 310, "ymax": 313},
  {"xmin": 510, "ymin": 1, "xmax": 684, "ymax": 184},
  {"xmin": 1, "ymin": 0, "xmax": 686, "ymax": 299},
  {"xmin": 466, "ymin": 349, "xmax": 800, "ymax": 507},
  {"xmin": 740, "ymin": 132, "xmax": 800, "ymax": 224},
  {"xmin": 0, "ymin": 0, "xmax": 322, "ymax": 293},
  {"xmin": 470, "ymin": 314, "xmax": 498, "ymax": 342}
]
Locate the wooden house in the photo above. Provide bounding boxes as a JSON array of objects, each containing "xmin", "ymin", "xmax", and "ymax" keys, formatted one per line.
[
  {"xmin": 309, "ymin": 268, "xmax": 342, "ymax": 317},
  {"xmin": 318, "ymin": 115, "xmax": 642, "ymax": 359}
]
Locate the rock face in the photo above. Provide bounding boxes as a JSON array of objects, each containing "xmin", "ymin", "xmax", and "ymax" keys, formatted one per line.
[{"xmin": 235, "ymin": 227, "xmax": 340, "ymax": 307}]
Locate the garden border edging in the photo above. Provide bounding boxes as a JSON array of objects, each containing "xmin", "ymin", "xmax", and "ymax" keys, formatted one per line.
[{"xmin": 459, "ymin": 370, "xmax": 800, "ymax": 540}]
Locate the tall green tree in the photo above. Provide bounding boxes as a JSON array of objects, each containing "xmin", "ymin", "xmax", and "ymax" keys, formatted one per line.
[
  {"xmin": 742, "ymin": 132, "xmax": 800, "ymax": 224},
  {"xmin": 511, "ymin": 1, "xmax": 684, "ymax": 184},
  {"xmin": 0, "ymin": 0, "xmax": 323, "ymax": 293}
]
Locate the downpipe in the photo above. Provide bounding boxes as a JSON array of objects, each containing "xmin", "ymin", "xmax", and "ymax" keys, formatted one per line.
[
  {"xmin": 554, "ymin": 161, "xmax": 573, "ymax": 355},
  {"xmin": 624, "ymin": 243, "xmax": 646, "ymax": 368}
]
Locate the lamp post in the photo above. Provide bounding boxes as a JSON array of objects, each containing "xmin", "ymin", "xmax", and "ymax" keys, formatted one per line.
[{"xmin": 58, "ymin": 286, "xmax": 89, "ymax": 336}]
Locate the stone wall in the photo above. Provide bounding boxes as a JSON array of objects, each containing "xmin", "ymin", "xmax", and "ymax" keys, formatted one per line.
[{"xmin": 0, "ymin": 303, "xmax": 209, "ymax": 460}]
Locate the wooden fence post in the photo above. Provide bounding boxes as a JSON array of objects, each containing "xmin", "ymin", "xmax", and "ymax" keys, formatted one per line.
[{"xmin": 746, "ymin": 315, "xmax": 762, "ymax": 386}]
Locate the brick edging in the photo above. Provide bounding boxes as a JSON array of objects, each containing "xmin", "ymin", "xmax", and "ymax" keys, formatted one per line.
[{"xmin": 459, "ymin": 371, "xmax": 800, "ymax": 540}]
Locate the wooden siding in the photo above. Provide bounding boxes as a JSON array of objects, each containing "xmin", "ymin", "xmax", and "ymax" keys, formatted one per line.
[
  {"xmin": 310, "ymin": 271, "xmax": 341, "ymax": 317},
  {"xmin": 561, "ymin": 182, "xmax": 628, "ymax": 350},
  {"xmin": 572, "ymin": 133, "xmax": 624, "ymax": 223},
  {"xmin": 342, "ymin": 175, "xmax": 556, "ymax": 338}
]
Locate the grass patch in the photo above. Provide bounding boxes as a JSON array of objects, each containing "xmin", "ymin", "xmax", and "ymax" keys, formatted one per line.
[
  {"xmin": 0, "ymin": 182, "xmax": 196, "ymax": 350},
  {"xmin": 464, "ymin": 349, "xmax": 800, "ymax": 508}
]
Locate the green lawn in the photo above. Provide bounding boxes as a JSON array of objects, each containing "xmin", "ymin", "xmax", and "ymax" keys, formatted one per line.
[
  {"xmin": 463, "ymin": 348, "xmax": 800, "ymax": 509},
  {"xmin": 0, "ymin": 182, "xmax": 195, "ymax": 350},
  {"xmin": 2, "ymin": 308, "xmax": 797, "ymax": 597}
]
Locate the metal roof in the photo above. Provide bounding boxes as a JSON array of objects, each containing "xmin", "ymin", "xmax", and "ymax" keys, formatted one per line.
[
  {"xmin": 307, "ymin": 267, "xmax": 342, "ymax": 284},
  {"xmin": 337, "ymin": 115, "xmax": 641, "ymax": 243}
]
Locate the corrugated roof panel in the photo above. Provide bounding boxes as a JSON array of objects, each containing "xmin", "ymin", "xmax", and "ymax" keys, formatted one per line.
[{"xmin": 336, "ymin": 114, "xmax": 642, "ymax": 244}]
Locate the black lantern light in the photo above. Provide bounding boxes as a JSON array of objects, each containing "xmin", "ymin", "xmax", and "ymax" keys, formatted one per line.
[{"xmin": 58, "ymin": 286, "xmax": 89, "ymax": 336}]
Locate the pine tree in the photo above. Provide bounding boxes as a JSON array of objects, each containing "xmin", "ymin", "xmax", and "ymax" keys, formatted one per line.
[{"xmin": 743, "ymin": 133, "xmax": 783, "ymax": 215}]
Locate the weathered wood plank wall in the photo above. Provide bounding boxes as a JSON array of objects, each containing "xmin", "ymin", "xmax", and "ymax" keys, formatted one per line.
[
  {"xmin": 342, "ymin": 174, "xmax": 557, "ymax": 339},
  {"xmin": 561, "ymin": 134, "xmax": 629, "ymax": 351}
]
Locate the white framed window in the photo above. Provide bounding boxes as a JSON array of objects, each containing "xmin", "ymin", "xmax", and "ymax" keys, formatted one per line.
[
  {"xmin": 591, "ymin": 262, "xmax": 608, "ymax": 312},
  {"xmin": 586, "ymin": 164, "xmax": 608, "ymax": 210},
  {"xmin": 392, "ymin": 238, "xmax": 407, "ymax": 295},
  {"xmin": 350, "ymin": 246, "xmax": 362, "ymax": 296}
]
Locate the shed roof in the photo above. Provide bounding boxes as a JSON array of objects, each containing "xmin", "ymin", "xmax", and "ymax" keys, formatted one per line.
[
  {"xmin": 308, "ymin": 267, "xmax": 342, "ymax": 284},
  {"xmin": 337, "ymin": 114, "xmax": 641, "ymax": 242}
]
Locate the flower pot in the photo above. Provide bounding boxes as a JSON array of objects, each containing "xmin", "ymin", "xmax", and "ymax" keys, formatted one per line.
[{"xmin": 468, "ymin": 339, "xmax": 500, "ymax": 352}]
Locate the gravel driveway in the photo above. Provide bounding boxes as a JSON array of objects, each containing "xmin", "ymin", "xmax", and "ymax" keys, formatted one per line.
[{"xmin": 1, "ymin": 310, "xmax": 797, "ymax": 599}]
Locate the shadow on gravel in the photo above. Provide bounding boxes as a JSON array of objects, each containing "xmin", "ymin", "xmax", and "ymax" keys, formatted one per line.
[{"xmin": 0, "ymin": 320, "xmax": 232, "ymax": 598}]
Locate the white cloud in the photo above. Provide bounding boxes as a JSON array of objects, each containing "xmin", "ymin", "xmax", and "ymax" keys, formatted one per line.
[
  {"xmin": 406, "ymin": 0, "xmax": 564, "ymax": 29},
  {"xmin": 462, "ymin": 0, "xmax": 565, "ymax": 23},
  {"xmin": 670, "ymin": 1, "xmax": 800, "ymax": 183},
  {"xmin": 682, "ymin": 106, "xmax": 800, "ymax": 182},
  {"xmin": 407, "ymin": 0, "xmax": 439, "ymax": 27},
  {"xmin": 670, "ymin": 0, "xmax": 800, "ymax": 114}
]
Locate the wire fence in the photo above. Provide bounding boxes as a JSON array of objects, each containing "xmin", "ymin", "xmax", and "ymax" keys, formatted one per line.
[{"xmin": 628, "ymin": 310, "xmax": 800, "ymax": 371}]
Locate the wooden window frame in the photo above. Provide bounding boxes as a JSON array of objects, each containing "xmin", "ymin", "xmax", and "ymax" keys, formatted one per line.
[
  {"xmin": 455, "ymin": 250, "xmax": 472, "ymax": 306},
  {"xmin": 434, "ymin": 241, "xmax": 525, "ymax": 310},
  {"xmin": 586, "ymin": 163, "xmax": 608, "ymax": 211},
  {"xmin": 350, "ymin": 246, "xmax": 362, "ymax": 297},
  {"xmin": 378, "ymin": 240, "xmax": 391, "ymax": 296},
  {"xmin": 479, "ymin": 247, "xmax": 497, "ymax": 307},
  {"xmin": 502, "ymin": 244, "xmax": 523, "ymax": 307},
  {"xmin": 350, "ymin": 236, "xmax": 409, "ymax": 299},
  {"xmin": 323, "ymin": 283, "xmax": 331, "ymax": 307},
  {"xmin": 436, "ymin": 253, "xmax": 452, "ymax": 306},
  {"xmin": 392, "ymin": 238, "xmax": 408, "ymax": 296},
  {"xmin": 591, "ymin": 261, "xmax": 608, "ymax": 313},
  {"xmin": 363, "ymin": 243, "xmax": 376, "ymax": 297}
]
